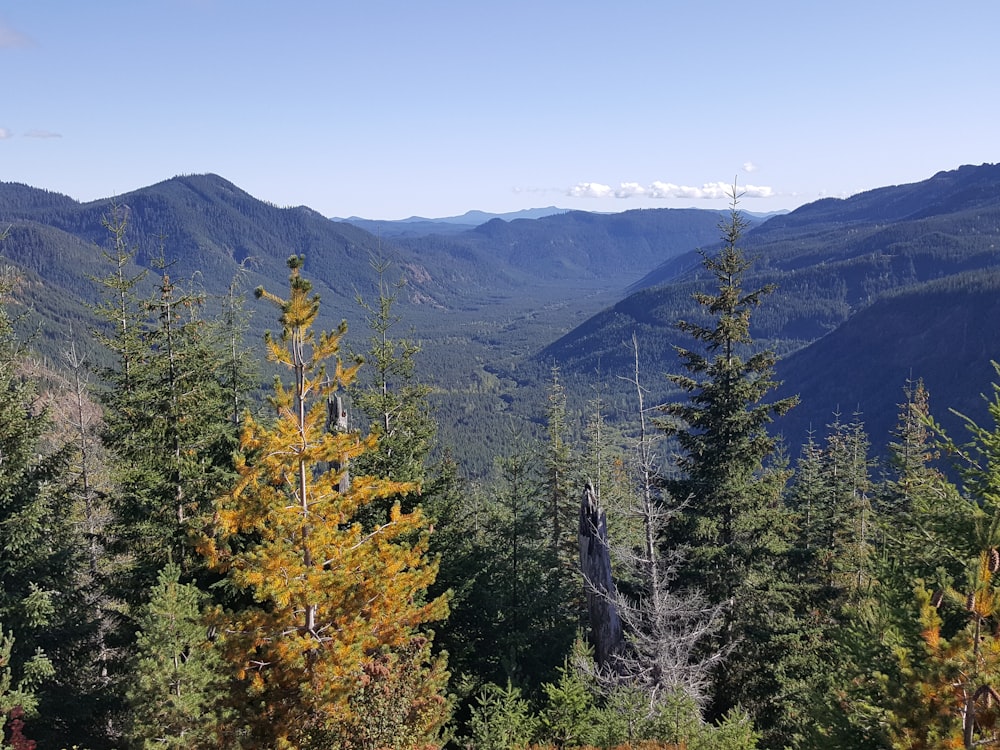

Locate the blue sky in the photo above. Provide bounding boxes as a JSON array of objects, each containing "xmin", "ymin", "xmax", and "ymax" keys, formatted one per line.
[{"xmin": 2, "ymin": 1, "xmax": 998, "ymax": 219}]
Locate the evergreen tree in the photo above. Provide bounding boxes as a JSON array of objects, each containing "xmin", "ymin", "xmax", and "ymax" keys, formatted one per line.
[
  {"xmin": 214, "ymin": 263, "xmax": 258, "ymax": 430},
  {"xmin": 789, "ymin": 413, "xmax": 877, "ymax": 598},
  {"xmin": 0, "ymin": 624, "xmax": 53, "ymax": 747},
  {"xmin": 783, "ymin": 416, "xmax": 885, "ymax": 749},
  {"xmin": 203, "ymin": 256, "xmax": 449, "ymax": 749},
  {"xmin": 0, "ymin": 269, "xmax": 75, "ymax": 745},
  {"xmin": 125, "ymin": 563, "xmax": 226, "ymax": 749},
  {"xmin": 544, "ymin": 365, "xmax": 577, "ymax": 564},
  {"xmin": 34, "ymin": 339, "xmax": 123, "ymax": 747},
  {"xmin": 658, "ymin": 189, "xmax": 797, "ymax": 734},
  {"xmin": 93, "ymin": 218, "xmax": 238, "ymax": 595},
  {"xmin": 350, "ymin": 258, "xmax": 436, "ymax": 509},
  {"xmin": 465, "ymin": 681, "xmax": 539, "ymax": 750},
  {"xmin": 884, "ymin": 363, "xmax": 1000, "ymax": 748}
]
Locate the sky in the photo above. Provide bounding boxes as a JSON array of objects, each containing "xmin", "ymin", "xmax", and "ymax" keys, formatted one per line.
[{"xmin": 1, "ymin": 1, "xmax": 998, "ymax": 220}]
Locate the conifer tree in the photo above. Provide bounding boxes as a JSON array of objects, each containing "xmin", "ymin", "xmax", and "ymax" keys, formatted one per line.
[
  {"xmin": 885, "ymin": 363, "xmax": 1000, "ymax": 748},
  {"xmin": 350, "ymin": 258, "xmax": 436, "ymax": 497},
  {"xmin": 0, "ymin": 268, "xmax": 74, "ymax": 745},
  {"xmin": 94, "ymin": 218, "xmax": 238, "ymax": 593},
  {"xmin": 660, "ymin": 189, "xmax": 797, "ymax": 603},
  {"xmin": 203, "ymin": 256, "xmax": 449, "ymax": 749},
  {"xmin": 658, "ymin": 188, "xmax": 797, "ymax": 733},
  {"xmin": 544, "ymin": 365, "xmax": 578, "ymax": 566},
  {"xmin": 125, "ymin": 563, "xmax": 226, "ymax": 749}
]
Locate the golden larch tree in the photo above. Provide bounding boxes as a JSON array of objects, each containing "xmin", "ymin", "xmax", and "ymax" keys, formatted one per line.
[{"xmin": 202, "ymin": 256, "xmax": 449, "ymax": 749}]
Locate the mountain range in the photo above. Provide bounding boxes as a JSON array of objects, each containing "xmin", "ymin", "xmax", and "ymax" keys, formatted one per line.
[{"xmin": 3, "ymin": 164, "xmax": 1000, "ymax": 472}]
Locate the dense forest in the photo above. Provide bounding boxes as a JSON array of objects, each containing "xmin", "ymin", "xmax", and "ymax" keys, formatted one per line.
[{"xmin": 7, "ymin": 185, "xmax": 1000, "ymax": 750}]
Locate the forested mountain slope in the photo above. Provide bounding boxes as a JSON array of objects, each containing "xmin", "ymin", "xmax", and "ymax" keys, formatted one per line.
[
  {"xmin": 539, "ymin": 163, "xmax": 1000, "ymax": 454},
  {"xmin": 6, "ymin": 164, "xmax": 1000, "ymax": 467},
  {"xmin": 0, "ymin": 174, "xmax": 724, "ymax": 351},
  {"xmin": 771, "ymin": 268, "xmax": 1000, "ymax": 454}
]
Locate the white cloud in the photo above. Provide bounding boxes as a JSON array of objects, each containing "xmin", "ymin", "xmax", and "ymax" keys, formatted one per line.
[
  {"xmin": 742, "ymin": 183, "xmax": 774, "ymax": 198},
  {"xmin": 649, "ymin": 181, "xmax": 734, "ymax": 199},
  {"xmin": 0, "ymin": 128, "xmax": 11, "ymax": 140},
  {"xmin": 743, "ymin": 161, "xmax": 758, "ymax": 173},
  {"xmin": 568, "ymin": 182, "xmax": 613, "ymax": 199},
  {"xmin": 24, "ymin": 129, "xmax": 61, "ymax": 139},
  {"xmin": 568, "ymin": 179, "xmax": 775, "ymax": 201},
  {"xmin": 614, "ymin": 182, "xmax": 646, "ymax": 198}
]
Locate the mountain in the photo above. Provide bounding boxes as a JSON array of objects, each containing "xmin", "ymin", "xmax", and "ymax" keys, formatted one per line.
[
  {"xmin": 336, "ymin": 207, "xmax": 570, "ymax": 237},
  {"xmin": 0, "ymin": 174, "xmax": 413, "ymax": 348},
  {"xmin": 8, "ymin": 164, "xmax": 1000, "ymax": 471},
  {"xmin": 392, "ymin": 208, "xmax": 726, "ymax": 287},
  {"xmin": 540, "ymin": 162, "xmax": 1000, "ymax": 456},
  {"xmin": 0, "ymin": 174, "xmax": 725, "ymax": 402},
  {"xmin": 771, "ymin": 269, "xmax": 1000, "ymax": 452}
]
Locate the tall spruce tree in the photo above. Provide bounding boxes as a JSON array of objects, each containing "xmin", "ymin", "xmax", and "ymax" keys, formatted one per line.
[
  {"xmin": 202, "ymin": 256, "xmax": 449, "ymax": 749},
  {"xmin": 658, "ymin": 188, "xmax": 797, "ymax": 735}
]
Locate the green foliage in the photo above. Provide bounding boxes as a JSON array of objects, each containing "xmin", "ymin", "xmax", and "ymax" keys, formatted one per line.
[
  {"xmin": 125, "ymin": 563, "xmax": 225, "ymax": 749},
  {"xmin": 466, "ymin": 681, "xmax": 540, "ymax": 750},
  {"xmin": 658, "ymin": 191, "xmax": 797, "ymax": 737},
  {"xmin": 349, "ymin": 257, "xmax": 436, "ymax": 526},
  {"xmin": 539, "ymin": 654, "xmax": 599, "ymax": 748},
  {"xmin": 0, "ymin": 624, "xmax": 55, "ymax": 738},
  {"xmin": 205, "ymin": 256, "xmax": 449, "ymax": 749}
]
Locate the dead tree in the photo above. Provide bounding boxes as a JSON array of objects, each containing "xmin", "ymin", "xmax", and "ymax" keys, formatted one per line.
[
  {"xmin": 327, "ymin": 392, "xmax": 350, "ymax": 493},
  {"xmin": 578, "ymin": 481, "xmax": 625, "ymax": 667}
]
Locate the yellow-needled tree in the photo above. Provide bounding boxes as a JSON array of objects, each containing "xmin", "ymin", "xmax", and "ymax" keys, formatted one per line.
[{"xmin": 202, "ymin": 256, "xmax": 449, "ymax": 750}]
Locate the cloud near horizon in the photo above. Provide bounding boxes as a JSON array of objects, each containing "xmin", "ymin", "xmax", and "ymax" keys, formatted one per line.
[
  {"xmin": 24, "ymin": 129, "xmax": 62, "ymax": 139},
  {"xmin": 0, "ymin": 129, "xmax": 12, "ymax": 140},
  {"xmin": 568, "ymin": 180, "xmax": 774, "ymax": 200}
]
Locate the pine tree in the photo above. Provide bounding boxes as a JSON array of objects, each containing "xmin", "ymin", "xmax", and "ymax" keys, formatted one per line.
[
  {"xmin": 203, "ymin": 256, "xmax": 449, "ymax": 749},
  {"xmin": 658, "ymin": 188, "xmax": 797, "ymax": 734}
]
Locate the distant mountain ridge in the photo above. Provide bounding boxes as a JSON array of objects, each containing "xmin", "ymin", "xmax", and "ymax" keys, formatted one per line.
[
  {"xmin": 336, "ymin": 207, "xmax": 571, "ymax": 237},
  {"xmin": 0, "ymin": 172, "xmax": 725, "ymax": 378}
]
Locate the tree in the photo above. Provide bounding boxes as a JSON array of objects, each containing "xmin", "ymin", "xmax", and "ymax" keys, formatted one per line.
[
  {"xmin": 658, "ymin": 188, "xmax": 797, "ymax": 732},
  {"xmin": 125, "ymin": 563, "xmax": 226, "ymax": 749},
  {"xmin": 203, "ymin": 256, "xmax": 449, "ymax": 749},
  {"xmin": 464, "ymin": 681, "xmax": 539, "ymax": 750},
  {"xmin": 93, "ymin": 218, "xmax": 238, "ymax": 596},
  {"xmin": 0, "ymin": 624, "xmax": 53, "ymax": 749},
  {"xmin": 0, "ymin": 267, "xmax": 75, "ymax": 746},
  {"xmin": 544, "ymin": 366, "xmax": 577, "ymax": 564},
  {"xmin": 885, "ymin": 364, "xmax": 1000, "ymax": 748},
  {"xmin": 350, "ymin": 258, "xmax": 436, "ymax": 503}
]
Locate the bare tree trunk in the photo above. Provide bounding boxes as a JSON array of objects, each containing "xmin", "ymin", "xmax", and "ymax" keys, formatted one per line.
[
  {"xmin": 328, "ymin": 393, "xmax": 351, "ymax": 493},
  {"xmin": 578, "ymin": 482, "xmax": 624, "ymax": 667}
]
